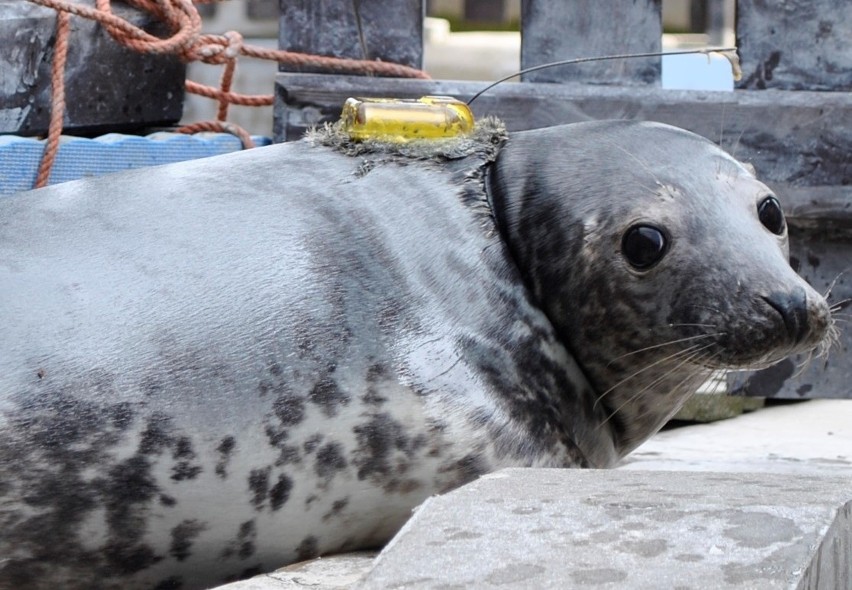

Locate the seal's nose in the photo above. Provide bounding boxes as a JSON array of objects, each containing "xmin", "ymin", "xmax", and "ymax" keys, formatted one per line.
[{"xmin": 762, "ymin": 288, "xmax": 810, "ymax": 344}]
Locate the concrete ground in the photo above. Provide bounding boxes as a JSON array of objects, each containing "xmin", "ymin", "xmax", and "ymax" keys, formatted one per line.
[{"xmin": 620, "ymin": 398, "xmax": 852, "ymax": 476}]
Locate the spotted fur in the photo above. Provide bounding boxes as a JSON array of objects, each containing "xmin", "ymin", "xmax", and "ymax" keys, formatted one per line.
[{"xmin": 0, "ymin": 120, "xmax": 830, "ymax": 589}]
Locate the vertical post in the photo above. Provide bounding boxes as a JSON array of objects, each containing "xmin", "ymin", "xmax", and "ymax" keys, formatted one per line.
[
  {"xmin": 736, "ymin": 0, "xmax": 852, "ymax": 90},
  {"xmin": 464, "ymin": 0, "xmax": 506, "ymax": 22},
  {"xmin": 520, "ymin": 0, "xmax": 662, "ymax": 85},
  {"xmin": 276, "ymin": 0, "xmax": 424, "ymax": 142},
  {"xmin": 705, "ymin": 0, "xmax": 730, "ymax": 46},
  {"xmin": 278, "ymin": 0, "xmax": 424, "ymax": 72},
  {"xmin": 690, "ymin": 0, "xmax": 707, "ymax": 31}
]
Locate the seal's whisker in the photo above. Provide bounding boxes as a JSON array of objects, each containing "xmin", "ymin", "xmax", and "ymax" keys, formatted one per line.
[
  {"xmin": 792, "ymin": 350, "xmax": 815, "ymax": 379},
  {"xmin": 823, "ymin": 269, "xmax": 850, "ymax": 300},
  {"xmin": 682, "ymin": 303, "xmax": 723, "ymax": 315},
  {"xmin": 629, "ymin": 358, "xmax": 717, "ymax": 426},
  {"xmin": 794, "ymin": 323, "xmax": 841, "ymax": 377},
  {"xmin": 594, "ymin": 343, "xmax": 706, "ymax": 408},
  {"xmin": 606, "ymin": 332, "xmax": 722, "ymax": 366},
  {"xmin": 819, "ymin": 321, "xmax": 842, "ymax": 358},
  {"xmin": 718, "ymin": 103, "xmax": 728, "ymax": 152},
  {"xmin": 607, "ymin": 142, "xmax": 663, "ymax": 187},
  {"xmin": 598, "ymin": 346, "xmax": 712, "ymax": 429},
  {"xmin": 730, "ymin": 128, "xmax": 746, "ymax": 163},
  {"xmin": 665, "ymin": 322, "xmax": 717, "ymax": 329},
  {"xmin": 594, "ymin": 341, "xmax": 716, "ymax": 410},
  {"xmin": 828, "ymin": 299, "xmax": 851, "ymax": 312}
]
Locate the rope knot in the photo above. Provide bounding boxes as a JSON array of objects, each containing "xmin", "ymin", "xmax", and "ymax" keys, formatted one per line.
[{"xmin": 25, "ymin": 0, "xmax": 430, "ymax": 189}]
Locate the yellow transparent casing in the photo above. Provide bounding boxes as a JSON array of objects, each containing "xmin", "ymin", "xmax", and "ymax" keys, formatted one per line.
[{"xmin": 340, "ymin": 96, "xmax": 474, "ymax": 142}]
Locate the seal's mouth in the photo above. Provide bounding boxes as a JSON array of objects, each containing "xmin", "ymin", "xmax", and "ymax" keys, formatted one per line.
[
  {"xmin": 695, "ymin": 327, "xmax": 834, "ymax": 372},
  {"xmin": 668, "ymin": 284, "xmax": 834, "ymax": 373},
  {"xmin": 705, "ymin": 314, "xmax": 838, "ymax": 373}
]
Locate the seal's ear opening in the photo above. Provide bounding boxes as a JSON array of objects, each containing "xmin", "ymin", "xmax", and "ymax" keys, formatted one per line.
[
  {"xmin": 621, "ymin": 225, "xmax": 668, "ymax": 270},
  {"xmin": 742, "ymin": 162, "xmax": 757, "ymax": 176}
]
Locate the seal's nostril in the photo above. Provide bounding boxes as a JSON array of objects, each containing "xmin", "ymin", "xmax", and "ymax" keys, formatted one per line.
[{"xmin": 762, "ymin": 288, "xmax": 809, "ymax": 344}]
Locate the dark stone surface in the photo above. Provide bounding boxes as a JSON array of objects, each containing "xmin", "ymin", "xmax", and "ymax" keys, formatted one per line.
[
  {"xmin": 247, "ymin": 0, "xmax": 277, "ymax": 20},
  {"xmin": 737, "ymin": 0, "xmax": 852, "ymax": 91},
  {"xmin": 0, "ymin": 0, "xmax": 185, "ymax": 136},
  {"xmin": 278, "ymin": 0, "xmax": 423, "ymax": 73},
  {"xmin": 520, "ymin": 0, "xmax": 662, "ymax": 85}
]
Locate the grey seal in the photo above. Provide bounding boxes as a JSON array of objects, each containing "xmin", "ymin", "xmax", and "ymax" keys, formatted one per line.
[{"xmin": 0, "ymin": 120, "xmax": 832, "ymax": 590}]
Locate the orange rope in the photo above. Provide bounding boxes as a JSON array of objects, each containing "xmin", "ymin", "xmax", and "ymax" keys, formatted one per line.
[
  {"xmin": 184, "ymin": 81, "xmax": 273, "ymax": 106},
  {"xmin": 27, "ymin": 0, "xmax": 430, "ymax": 188},
  {"xmin": 35, "ymin": 9, "xmax": 70, "ymax": 189},
  {"xmin": 27, "ymin": 0, "xmax": 431, "ymax": 77},
  {"xmin": 177, "ymin": 121, "xmax": 255, "ymax": 149}
]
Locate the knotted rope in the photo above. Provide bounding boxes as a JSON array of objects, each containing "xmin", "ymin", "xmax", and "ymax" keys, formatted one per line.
[{"xmin": 28, "ymin": 0, "xmax": 430, "ymax": 188}]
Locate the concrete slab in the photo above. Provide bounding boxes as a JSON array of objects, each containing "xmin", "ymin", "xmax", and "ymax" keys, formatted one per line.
[
  {"xmin": 621, "ymin": 400, "xmax": 852, "ymax": 476},
  {"xmin": 213, "ymin": 552, "xmax": 377, "ymax": 590},
  {"xmin": 358, "ymin": 469, "xmax": 851, "ymax": 589}
]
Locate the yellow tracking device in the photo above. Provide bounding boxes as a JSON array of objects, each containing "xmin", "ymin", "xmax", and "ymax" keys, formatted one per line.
[{"xmin": 340, "ymin": 96, "xmax": 474, "ymax": 142}]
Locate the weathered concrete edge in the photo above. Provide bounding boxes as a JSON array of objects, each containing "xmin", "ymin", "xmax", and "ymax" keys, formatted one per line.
[
  {"xmin": 797, "ymin": 500, "xmax": 852, "ymax": 590},
  {"xmin": 356, "ymin": 468, "xmax": 852, "ymax": 589}
]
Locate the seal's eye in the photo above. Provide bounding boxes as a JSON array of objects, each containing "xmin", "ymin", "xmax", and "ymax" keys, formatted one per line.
[
  {"xmin": 758, "ymin": 196, "xmax": 785, "ymax": 235},
  {"xmin": 622, "ymin": 225, "xmax": 668, "ymax": 270}
]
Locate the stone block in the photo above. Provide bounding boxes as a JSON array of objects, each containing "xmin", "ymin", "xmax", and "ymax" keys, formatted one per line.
[
  {"xmin": 674, "ymin": 392, "xmax": 765, "ymax": 422},
  {"xmin": 360, "ymin": 468, "xmax": 852, "ymax": 589},
  {"xmin": 278, "ymin": 0, "xmax": 423, "ymax": 73},
  {"xmin": 737, "ymin": 0, "xmax": 852, "ymax": 91},
  {"xmin": 0, "ymin": 1, "xmax": 185, "ymax": 136},
  {"xmin": 214, "ymin": 552, "xmax": 376, "ymax": 590},
  {"xmin": 520, "ymin": 0, "xmax": 661, "ymax": 85}
]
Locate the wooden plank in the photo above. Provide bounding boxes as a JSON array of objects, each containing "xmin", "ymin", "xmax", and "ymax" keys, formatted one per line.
[
  {"xmin": 274, "ymin": 74, "xmax": 852, "ymax": 191},
  {"xmin": 520, "ymin": 0, "xmax": 662, "ymax": 85},
  {"xmin": 737, "ymin": 0, "xmax": 852, "ymax": 91},
  {"xmin": 278, "ymin": 0, "xmax": 423, "ymax": 72}
]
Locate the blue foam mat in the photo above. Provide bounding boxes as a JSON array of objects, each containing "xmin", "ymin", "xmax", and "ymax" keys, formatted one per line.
[{"xmin": 0, "ymin": 133, "xmax": 273, "ymax": 195}]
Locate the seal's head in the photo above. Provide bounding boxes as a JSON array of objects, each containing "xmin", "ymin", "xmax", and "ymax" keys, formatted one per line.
[{"xmin": 489, "ymin": 120, "xmax": 833, "ymax": 455}]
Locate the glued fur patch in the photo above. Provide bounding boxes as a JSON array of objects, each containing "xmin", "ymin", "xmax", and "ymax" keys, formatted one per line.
[{"xmin": 305, "ymin": 116, "xmax": 508, "ymax": 163}]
